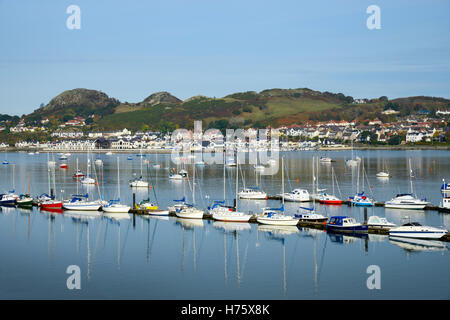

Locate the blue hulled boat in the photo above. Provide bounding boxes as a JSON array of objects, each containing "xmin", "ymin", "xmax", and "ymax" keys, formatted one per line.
[{"xmin": 326, "ymin": 216, "xmax": 368, "ymax": 234}]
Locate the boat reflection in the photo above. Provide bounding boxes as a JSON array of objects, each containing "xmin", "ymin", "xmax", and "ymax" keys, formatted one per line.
[
  {"xmin": 257, "ymin": 224, "xmax": 299, "ymax": 296},
  {"xmin": 389, "ymin": 236, "xmax": 448, "ymax": 253}
]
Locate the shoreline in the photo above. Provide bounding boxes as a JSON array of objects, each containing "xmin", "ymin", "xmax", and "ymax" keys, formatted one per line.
[{"xmin": 1, "ymin": 145, "xmax": 449, "ymax": 153}]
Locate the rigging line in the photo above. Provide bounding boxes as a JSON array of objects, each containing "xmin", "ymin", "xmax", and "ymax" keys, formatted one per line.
[
  {"xmin": 119, "ymin": 218, "xmax": 132, "ymax": 261},
  {"xmin": 240, "ymin": 231, "xmax": 251, "ymax": 281},
  {"xmin": 195, "ymin": 224, "xmax": 206, "ymax": 264},
  {"xmin": 288, "ymin": 235, "xmax": 299, "ymax": 273},
  {"xmin": 317, "ymin": 233, "xmax": 328, "ymax": 285},
  {"xmin": 92, "ymin": 218, "xmax": 104, "ymax": 260},
  {"xmin": 284, "ymin": 159, "xmax": 293, "ymax": 191},
  {"xmin": 148, "ymin": 219, "xmax": 159, "ymax": 264}
]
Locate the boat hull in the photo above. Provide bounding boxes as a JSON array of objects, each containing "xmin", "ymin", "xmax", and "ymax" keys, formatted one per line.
[
  {"xmin": 326, "ymin": 225, "xmax": 368, "ymax": 234},
  {"xmin": 256, "ymin": 217, "xmax": 299, "ymax": 226}
]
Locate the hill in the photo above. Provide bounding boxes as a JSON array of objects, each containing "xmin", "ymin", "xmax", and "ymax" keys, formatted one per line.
[{"xmin": 17, "ymin": 88, "xmax": 450, "ymax": 132}]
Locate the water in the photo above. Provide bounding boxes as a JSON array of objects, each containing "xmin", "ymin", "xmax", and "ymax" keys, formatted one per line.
[{"xmin": 0, "ymin": 150, "xmax": 449, "ymax": 299}]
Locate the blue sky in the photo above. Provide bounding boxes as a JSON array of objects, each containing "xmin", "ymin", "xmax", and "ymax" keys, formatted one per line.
[{"xmin": 0, "ymin": 0, "xmax": 449, "ymax": 115}]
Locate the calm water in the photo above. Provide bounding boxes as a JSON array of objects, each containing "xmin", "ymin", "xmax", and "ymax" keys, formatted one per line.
[{"xmin": 0, "ymin": 150, "xmax": 449, "ymax": 299}]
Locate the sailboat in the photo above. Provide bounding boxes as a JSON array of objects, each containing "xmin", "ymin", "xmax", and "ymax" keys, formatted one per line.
[
  {"xmin": 0, "ymin": 164, "xmax": 19, "ymax": 206},
  {"xmin": 385, "ymin": 159, "xmax": 429, "ymax": 210},
  {"xmin": 129, "ymin": 148, "xmax": 149, "ymax": 187},
  {"xmin": 135, "ymin": 163, "xmax": 169, "ymax": 215},
  {"xmin": 80, "ymin": 150, "xmax": 96, "ymax": 185},
  {"xmin": 279, "ymin": 159, "xmax": 310, "ymax": 202},
  {"xmin": 345, "ymin": 140, "xmax": 359, "ymax": 166},
  {"xmin": 72, "ymin": 158, "xmax": 85, "ymax": 178},
  {"xmin": 212, "ymin": 160, "xmax": 252, "ymax": 222},
  {"xmin": 102, "ymin": 157, "xmax": 130, "ymax": 213},
  {"xmin": 175, "ymin": 166, "xmax": 204, "ymax": 219},
  {"xmin": 238, "ymin": 165, "xmax": 267, "ymax": 200},
  {"xmin": 318, "ymin": 166, "xmax": 342, "ymax": 204},
  {"xmin": 39, "ymin": 164, "xmax": 63, "ymax": 209},
  {"xmin": 17, "ymin": 173, "xmax": 33, "ymax": 206},
  {"xmin": 376, "ymin": 159, "xmax": 390, "ymax": 178},
  {"xmin": 257, "ymin": 157, "xmax": 299, "ymax": 226},
  {"xmin": 349, "ymin": 158, "xmax": 374, "ymax": 206}
]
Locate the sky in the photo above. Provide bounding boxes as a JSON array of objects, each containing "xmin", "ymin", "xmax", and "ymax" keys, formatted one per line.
[{"xmin": 0, "ymin": 0, "xmax": 449, "ymax": 116}]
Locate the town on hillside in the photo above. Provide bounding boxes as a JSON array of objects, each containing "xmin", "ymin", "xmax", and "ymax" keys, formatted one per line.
[{"xmin": 0, "ymin": 108, "xmax": 449, "ymax": 151}]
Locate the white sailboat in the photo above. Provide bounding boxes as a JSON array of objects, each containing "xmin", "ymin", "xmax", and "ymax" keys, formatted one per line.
[
  {"xmin": 345, "ymin": 140, "xmax": 359, "ymax": 166},
  {"xmin": 212, "ymin": 160, "xmax": 252, "ymax": 222},
  {"xmin": 175, "ymin": 166, "xmax": 204, "ymax": 219},
  {"xmin": 257, "ymin": 157, "xmax": 299, "ymax": 226},
  {"xmin": 80, "ymin": 149, "xmax": 96, "ymax": 185},
  {"xmin": 102, "ymin": 157, "xmax": 130, "ymax": 213},
  {"xmin": 129, "ymin": 148, "xmax": 149, "ymax": 187}
]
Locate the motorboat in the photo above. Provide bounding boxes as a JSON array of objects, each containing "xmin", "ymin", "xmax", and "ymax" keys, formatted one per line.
[
  {"xmin": 63, "ymin": 194, "xmax": 102, "ymax": 211},
  {"xmin": 59, "ymin": 155, "xmax": 68, "ymax": 161},
  {"xmin": 281, "ymin": 188, "xmax": 310, "ymax": 202},
  {"xmin": 238, "ymin": 187, "xmax": 267, "ymax": 200},
  {"xmin": 326, "ymin": 216, "xmax": 368, "ymax": 233},
  {"xmin": 95, "ymin": 159, "xmax": 103, "ymax": 166},
  {"xmin": 106, "ymin": 152, "xmax": 113, "ymax": 156},
  {"xmin": 294, "ymin": 206, "xmax": 327, "ymax": 222},
  {"xmin": 367, "ymin": 215, "xmax": 396, "ymax": 228},
  {"xmin": 384, "ymin": 194, "xmax": 429, "ymax": 210},
  {"xmin": 60, "ymin": 163, "xmax": 68, "ymax": 169},
  {"xmin": 389, "ymin": 222, "xmax": 448, "ymax": 239},
  {"xmin": 0, "ymin": 193, "xmax": 18, "ymax": 206}
]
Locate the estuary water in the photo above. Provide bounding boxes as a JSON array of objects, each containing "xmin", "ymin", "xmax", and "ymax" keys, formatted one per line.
[{"xmin": 0, "ymin": 150, "xmax": 449, "ymax": 299}]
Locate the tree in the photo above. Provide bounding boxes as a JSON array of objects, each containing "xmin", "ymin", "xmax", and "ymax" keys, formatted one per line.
[{"xmin": 388, "ymin": 135, "xmax": 402, "ymax": 145}]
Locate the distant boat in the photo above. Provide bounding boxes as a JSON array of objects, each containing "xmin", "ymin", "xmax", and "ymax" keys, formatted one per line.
[
  {"xmin": 60, "ymin": 163, "xmax": 68, "ymax": 169},
  {"xmin": 95, "ymin": 159, "xmax": 103, "ymax": 166},
  {"xmin": 376, "ymin": 172, "xmax": 390, "ymax": 178},
  {"xmin": 106, "ymin": 152, "xmax": 113, "ymax": 156},
  {"xmin": 2, "ymin": 160, "xmax": 9, "ymax": 165},
  {"xmin": 319, "ymin": 156, "xmax": 333, "ymax": 163},
  {"xmin": 59, "ymin": 155, "xmax": 68, "ymax": 161}
]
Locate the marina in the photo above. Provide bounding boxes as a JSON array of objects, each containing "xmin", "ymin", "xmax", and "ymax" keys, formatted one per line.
[{"xmin": 0, "ymin": 149, "xmax": 449, "ymax": 299}]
